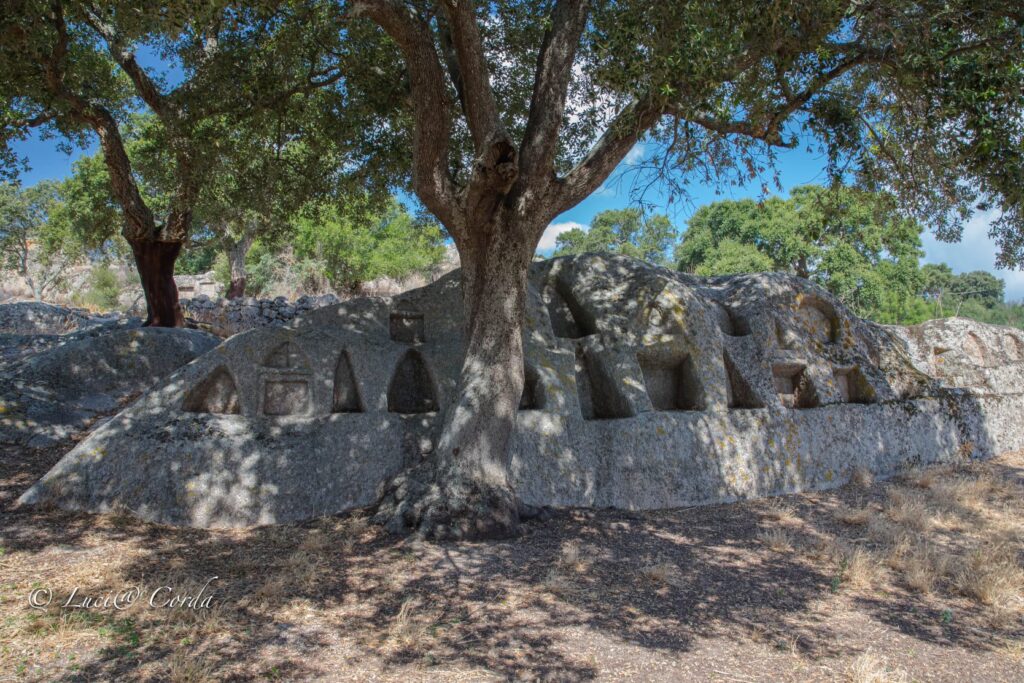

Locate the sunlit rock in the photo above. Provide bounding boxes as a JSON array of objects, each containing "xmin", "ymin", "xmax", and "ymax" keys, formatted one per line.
[{"xmin": 18, "ymin": 255, "xmax": 1024, "ymax": 527}]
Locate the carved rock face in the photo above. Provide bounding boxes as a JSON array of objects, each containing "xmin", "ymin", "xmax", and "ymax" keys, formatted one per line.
[{"xmin": 18, "ymin": 255, "xmax": 1024, "ymax": 528}]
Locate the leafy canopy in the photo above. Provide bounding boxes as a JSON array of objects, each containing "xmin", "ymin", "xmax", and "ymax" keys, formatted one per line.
[
  {"xmin": 676, "ymin": 185, "xmax": 925, "ymax": 316},
  {"xmin": 553, "ymin": 209, "xmax": 677, "ymax": 266}
]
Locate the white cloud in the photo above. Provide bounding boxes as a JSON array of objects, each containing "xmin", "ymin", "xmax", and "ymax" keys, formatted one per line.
[
  {"xmin": 537, "ymin": 221, "xmax": 587, "ymax": 253},
  {"xmin": 922, "ymin": 208, "xmax": 1024, "ymax": 302},
  {"xmin": 623, "ymin": 143, "xmax": 645, "ymax": 166}
]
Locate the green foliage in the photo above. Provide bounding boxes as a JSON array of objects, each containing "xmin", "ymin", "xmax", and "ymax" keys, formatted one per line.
[
  {"xmin": 1, "ymin": 180, "xmax": 86, "ymax": 298},
  {"xmin": 553, "ymin": 209, "xmax": 677, "ymax": 266},
  {"xmin": 79, "ymin": 264, "xmax": 121, "ymax": 311},
  {"xmin": 177, "ymin": 241, "xmax": 218, "ymax": 275},
  {"xmin": 677, "ymin": 185, "xmax": 1024, "ymax": 329},
  {"xmin": 677, "ymin": 185, "xmax": 925, "ymax": 318},
  {"xmin": 692, "ymin": 239, "xmax": 774, "ymax": 276},
  {"xmin": 293, "ymin": 198, "xmax": 446, "ymax": 291},
  {"xmin": 918, "ymin": 267, "xmax": 1017, "ymax": 322}
]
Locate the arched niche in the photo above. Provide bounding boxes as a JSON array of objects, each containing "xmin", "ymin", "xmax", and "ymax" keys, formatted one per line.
[
  {"xmin": 795, "ymin": 297, "xmax": 838, "ymax": 345},
  {"xmin": 332, "ymin": 350, "xmax": 363, "ymax": 413},
  {"xmin": 183, "ymin": 366, "xmax": 241, "ymax": 414},
  {"xmin": 387, "ymin": 349, "xmax": 439, "ymax": 414}
]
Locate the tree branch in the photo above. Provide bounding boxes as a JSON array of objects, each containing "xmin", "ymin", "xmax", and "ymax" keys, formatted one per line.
[
  {"xmin": 350, "ymin": 0, "xmax": 460, "ymax": 236},
  {"xmin": 552, "ymin": 99, "xmax": 659, "ymax": 217},
  {"xmin": 439, "ymin": 0, "xmax": 505, "ymax": 152},
  {"xmin": 517, "ymin": 0, "xmax": 589, "ymax": 191},
  {"xmin": 42, "ymin": 1, "xmax": 157, "ymax": 241},
  {"xmin": 554, "ymin": 49, "xmax": 876, "ymax": 220},
  {"xmin": 82, "ymin": 4, "xmax": 172, "ymax": 119}
]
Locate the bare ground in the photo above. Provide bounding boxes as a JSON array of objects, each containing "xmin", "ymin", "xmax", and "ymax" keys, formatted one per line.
[{"xmin": 1, "ymin": 435, "xmax": 1022, "ymax": 682}]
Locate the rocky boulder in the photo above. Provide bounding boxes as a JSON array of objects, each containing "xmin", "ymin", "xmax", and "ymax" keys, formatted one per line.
[
  {"xmin": 18, "ymin": 255, "xmax": 1024, "ymax": 527},
  {"xmin": 2, "ymin": 326, "xmax": 220, "ymax": 448}
]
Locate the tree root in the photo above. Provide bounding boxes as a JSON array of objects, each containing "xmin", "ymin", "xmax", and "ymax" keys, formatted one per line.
[{"xmin": 372, "ymin": 460, "xmax": 520, "ymax": 541}]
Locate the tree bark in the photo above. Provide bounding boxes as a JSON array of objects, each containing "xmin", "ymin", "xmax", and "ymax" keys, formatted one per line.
[
  {"xmin": 375, "ymin": 220, "xmax": 533, "ymax": 540},
  {"xmin": 128, "ymin": 239, "xmax": 185, "ymax": 327},
  {"xmin": 224, "ymin": 232, "xmax": 255, "ymax": 300}
]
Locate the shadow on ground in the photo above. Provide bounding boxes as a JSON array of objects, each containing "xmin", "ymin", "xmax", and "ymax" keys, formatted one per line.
[{"xmin": 3, "ymin": 441, "xmax": 1022, "ymax": 681}]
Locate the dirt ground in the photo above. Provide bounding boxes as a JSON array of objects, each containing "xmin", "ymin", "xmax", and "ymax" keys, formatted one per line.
[{"xmin": 2, "ymin": 431, "xmax": 1023, "ymax": 682}]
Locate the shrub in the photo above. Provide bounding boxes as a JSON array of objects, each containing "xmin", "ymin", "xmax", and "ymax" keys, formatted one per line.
[{"xmin": 79, "ymin": 264, "xmax": 121, "ymax": 311}]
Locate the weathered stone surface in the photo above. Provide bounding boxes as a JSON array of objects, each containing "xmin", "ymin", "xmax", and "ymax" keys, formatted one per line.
[
  {"xmin": 889, "ymin": 316, "xmax": 1024, "ymax": 394},
  {"xmin": 2, "ymin": 326, "xmax": 220, "ymax": 447},
  {"xmin": 18, "ymin": 255, "xmax": 1024, "ymax": 527},
  {"xmin": 0, "ymin": 301, "xmax": 120, "ymax": 335}
]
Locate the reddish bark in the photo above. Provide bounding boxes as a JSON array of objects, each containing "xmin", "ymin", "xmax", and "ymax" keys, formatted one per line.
[
  {"xmin": 129, "ymin": 239, "xmax": 185, "ymax": 328},
  {"xmin": 225, "ymin": 278, "xmax": 247, "ymax": 299}
]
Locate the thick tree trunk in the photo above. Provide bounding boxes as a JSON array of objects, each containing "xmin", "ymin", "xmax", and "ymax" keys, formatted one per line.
[
  {"xmin": 128, "ymin": 238, "xmax": 185, "ymax": 328},
  {"xmin": 375, "ymin": 223, "xmax": 533, "ymax": 540}
]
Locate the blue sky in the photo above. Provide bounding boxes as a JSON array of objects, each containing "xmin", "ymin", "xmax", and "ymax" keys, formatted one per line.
[
  {"xmin": 11, "ymin": 127, "xmax": 1024, "ymax": 302},
  {"xmin": 542, "ymin": 142, "xmax": 1024, "ymax": 302}
]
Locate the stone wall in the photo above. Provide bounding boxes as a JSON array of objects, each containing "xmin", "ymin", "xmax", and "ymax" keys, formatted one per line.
[{"xmin": 182, "ymin": 294, "xmax": 342, "ymax": 337}]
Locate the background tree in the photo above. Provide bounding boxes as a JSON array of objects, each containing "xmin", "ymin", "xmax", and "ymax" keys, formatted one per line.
[
  {"xmin": 1, "ymin": 0, "xmax": 347, "ymax": 324},
  {"xmin": 677, "ymin": 185, "xmax": 925, "ymax": 317},
  {"xmin": 336, "ymin": 0, "xmax": 1024, "ymax": 539},
  {"xmin": 553, "ymin": 208, "xmax": 677, "ymax": 265},
  {"xmin": 0, "ymin": 180, "xmax": 85, "ymax": 300},
  {"xmin": 293, "ymin": 197, "xmax": 446, "ymax": 292}
]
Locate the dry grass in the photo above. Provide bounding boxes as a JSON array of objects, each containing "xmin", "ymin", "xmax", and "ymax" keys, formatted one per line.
[
  {"xmin": 884, "ymin": 488, "xmax": 932, "ymax": 532},
  {"xmin": 898, "ymin": 544, "xmax": 950, "ymax": 594},
  {"xmin": 166, "ymin": 652, "xmax": 216, "ymax": 683},
  {"xmin": 557, "ymin": 539, "xmax": 592, "ymax": 573},
  {"xmin": 846, "ymin": 651, "xmax": 910, "ymax": 683},
  {"xmin": 757, "ymin": 527, "xmax": 794, "ymax": 552},
  {"xmin": 640, "ymin": 561, "xmax": 679, "ymax": 585},
  {"xmin": 901, "ymin": 465, "xmax": 945, "ymax": 490},
  {"xmin": 4, "ymin": 446, "xmax": 1024, "ymax": 681},
  {"xmin": 761, "ymin": 498, "xmax": 799, "ymax": 524},
  {"xmin": 842, "ymin": 545, "xmax": 881, "ymax": 590},
  {"xmin": 955, "ymin": 544, "xmax": 1024, "ymax": 607},
  {"xmin": 383, "ymin": 598, "xmax": 432, "ymax": 652},
  {"xmin": 849, "ymin": 466, "xmax": 875, "ymax": 489},
  {"xmin": 835, "ymin": 504, "xmax": 872, "ymax": 526}
]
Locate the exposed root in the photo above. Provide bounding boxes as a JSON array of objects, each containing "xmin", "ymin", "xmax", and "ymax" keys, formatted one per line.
[{"xmin": 372, "ymin": 460, "xmax": 520, "ymax": 541}]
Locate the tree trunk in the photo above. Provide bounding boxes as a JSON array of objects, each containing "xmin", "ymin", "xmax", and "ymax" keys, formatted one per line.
[
  {"xmin": 128, "ymin": 238, "xmax": 185, "ymax": 327},
  {"xmin": 374, "ymin": 223, "xmax": 533, "ymax": 540},
  {"xmin": 224, "ymin": 231, "xmax": 254, "ymax": 300}
]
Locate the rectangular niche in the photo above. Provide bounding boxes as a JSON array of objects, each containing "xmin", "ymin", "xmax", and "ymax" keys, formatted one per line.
[
  {"xmin": 389, "ymin": 308, "xmax": 425, "ymax": 343},
  {"xmin": 833, "ymin": 366, "xmax": 876, "ymax": 404},
  {"xmin": 638, "ymin": 352, "xmax": 705, "ymax": 412},
  {"xmin": 772, "ymin": 363, "xmax": 819, "ymax": 409},
  {"xmin": 575, "ymin": 349, "xmax": 633, "ymax": 419},
  {"xmin": 263, "ymin": 379, "xmax": 311, "ymax": 416},
  {"xmin": 715, "ymin": 303, "xmax": 751, "ymax": 337},
  {"xmin": 519, "ymin": 364, "xmax": 545, "ymax": 411},
  {"xmin": 724, "ymin": 352, "xmax": 764, "ymax": 409},
  {"xmin": 546, "ymin": 279, "xmax": 597, "ymax": 339}
]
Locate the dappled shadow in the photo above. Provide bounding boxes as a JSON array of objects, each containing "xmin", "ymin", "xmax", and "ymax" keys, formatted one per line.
[{"xmin": 5, "ymin": 451, "xmax": 1023, "ymax": 680}]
